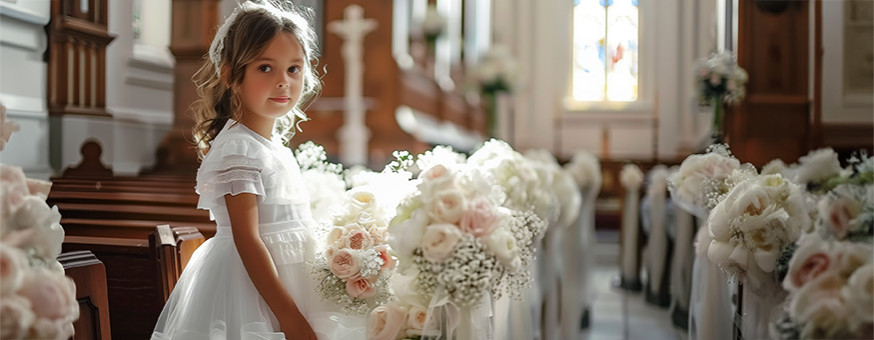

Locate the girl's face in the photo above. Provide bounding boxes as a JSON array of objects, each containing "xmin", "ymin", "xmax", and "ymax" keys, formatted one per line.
[{"xmin": 237, "ymin": 31, "xmax": 305, "ymax": 127}]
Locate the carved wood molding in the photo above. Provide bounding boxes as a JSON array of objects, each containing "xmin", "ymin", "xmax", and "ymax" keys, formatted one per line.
[{"xmin": 47, "ymin": 0, "xmax": 116, "ymax": 117}]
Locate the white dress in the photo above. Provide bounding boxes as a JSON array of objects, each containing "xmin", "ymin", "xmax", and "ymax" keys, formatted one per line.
[{"xmin": 152, "ymin": 120, "xmax": 365, "ymax": 340}]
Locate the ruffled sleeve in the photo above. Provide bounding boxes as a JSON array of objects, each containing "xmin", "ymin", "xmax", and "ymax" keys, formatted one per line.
[{"xmin": 196, "ymin": 136, "xmax": 270, "ymax": 210}]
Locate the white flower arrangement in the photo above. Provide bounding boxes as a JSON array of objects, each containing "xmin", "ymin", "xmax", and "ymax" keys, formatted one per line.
[
  {"xmin": 564, "ymin": 149, "xmax": 601, "ymax": 191},
  {"xmin": 619, "ymin": 163, "xmax": 644, "ymax": 190},
  {"xmin": 0, "ymin": 102, "xmax": 20, "ymax": 151},
  {"xmin": 695, "ymin": 51, "xmax": 748, "ymax": 105},
  {"xmin": 468, "ymin": 139, "xmax": 558, "ymax": 224},
  {"xmin": 472, "ymin": 45, "xmax": 516, "ymax": 95},
  {"xmin": 815, "ymin": 183, "xmax": 873, "ymax": 242},
  {"xmin": 387, "ymin": 158, "xmax": 547, "ymax": 310},
  {"xmin": 294, "ymin": 141, "xmax": 347, "ymax": 225},
  {"xmin": 421, "ymin": 4, "xmax": 446, "ymax": 43},
  {"xmin": 668, "ymin": 144, "xmax": 742, "ymax": 217},
  {"xmin": 788, "ymin": 148, "xmax": 847, "ymax": 189},
  {"xmin": 706, "ymin": 173, "xmax": 810, "ymax": 287},
  {"xmin": 0, "ymin": 164, "xmax": 78, "ymax": 340},
  {"xmin": 775, "ymin": 233, "xmax": 874, "ymax": 339},
  {"xmin": 308, "ymin": 188, "xmax": 396, "ymax": 315}
]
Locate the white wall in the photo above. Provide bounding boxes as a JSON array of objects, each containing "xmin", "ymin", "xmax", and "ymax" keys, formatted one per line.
[
  {"xmin": 493, "ymin": 0, "xmax": 720, "ymax": 161},
  {"xmin": 0, "ymin": 1, "xmax": 52, "ymax": 179},
  {"xmin": 822, "ymin": 1, "xmax": 874, "ymax": 124},
  {"xmin": 96, "ymin": 0, "xmax": 174, "ymax": 176}
]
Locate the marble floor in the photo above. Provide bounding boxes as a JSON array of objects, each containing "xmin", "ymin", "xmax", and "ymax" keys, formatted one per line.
[{"xmin": 580, "ymin": 238, "xmax": 686, "ymax": 340}]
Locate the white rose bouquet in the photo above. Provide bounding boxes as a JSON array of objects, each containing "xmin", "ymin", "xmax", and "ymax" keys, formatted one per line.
[
  {"xmin": 668, "ymin": 144, "xmax": 742, "ymax": 218},
  {"xmin": 706, "ymin": 173, "xmax": 810, "ymax": 286},
  {"xmin": 774, "ymin": 234, "xmax": 874, "ymax": 339},
  {"xmin": 695, "ymin": 51, "xmax": 748, "ymax": 138},
  {"xmin": 0, "ymin": 165, "xmax": 78, "ymax": 340},
  {"xmin": 309, "ymin": 188, "xmax": 397, "ymax": 315},
  {"xmin": 388, "ymin": 161, "xmax": 547, "ymax": 309}
]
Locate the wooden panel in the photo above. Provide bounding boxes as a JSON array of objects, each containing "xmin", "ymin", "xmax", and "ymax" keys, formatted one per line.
[
  {"xmin": 730, "ymin": 0, "xmax": 810, "ymax": 167},
  {"xmin": 60, "ymin": 250, "xmax": 111, "ymax": 340}
]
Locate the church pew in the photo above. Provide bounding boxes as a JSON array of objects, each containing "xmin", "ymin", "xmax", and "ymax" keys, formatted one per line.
[
  {"xmin": 48, "ymin": 191, "xmax": 198, "ymax": 207},
  {"xmin": 59, "ymin": 250, "xmax": 112, "ymax": 340},
  {"xmin": 54, "ymin": 203, "xmax": 209, "ymax": 224},
  {"xmin": 51, "ymin": 182, "xmax": 196, "ymax": 195},
  {"xmin": 61, "ymin": 218, "xmax": 215, "ymax": 239},
  {"xmin": 63, "ymin": 226, "xmax": 205, "ymax": 340}
]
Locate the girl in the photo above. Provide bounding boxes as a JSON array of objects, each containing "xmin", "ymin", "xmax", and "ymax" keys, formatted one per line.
[{"xmin": 152, "ymin": 1, "xmax": 364, "ymax": 339}]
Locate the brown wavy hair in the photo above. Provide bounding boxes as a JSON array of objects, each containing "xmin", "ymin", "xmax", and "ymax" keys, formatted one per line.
[{"xmin": 191, "ymin": 1, "xmax": 321, "ymax": 158}]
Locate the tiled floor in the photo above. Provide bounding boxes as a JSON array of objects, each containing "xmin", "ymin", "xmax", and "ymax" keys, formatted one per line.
[{"xmin": 580, "ymin": 240, "xmax": 686, "ymax": 340}]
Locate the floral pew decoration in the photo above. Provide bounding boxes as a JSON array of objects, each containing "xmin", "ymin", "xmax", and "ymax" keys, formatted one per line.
[
  {"xmin": 1, "ymin": 168, "xmax": 79, "ymax": 338},
  {"xmin": 772, "ymin": 153, "xmax": 873, "ymax": 340},
  {"xmin": 370, "ymin": 142, "xmax": 550, "ymax": 340}
]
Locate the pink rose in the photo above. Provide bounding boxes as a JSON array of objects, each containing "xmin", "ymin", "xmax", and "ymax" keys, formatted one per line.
[
  {"xmin": 346, "ymin": 225, "xmax": 374, "ymax": 250},
  {"xmin": 346, "ymin": 275, "xmax": 377, "ymax": 299},
  {"xmin": 17, "ymin": 269, "xmax": 78, "ymax": 321},
  {"xmin": 325, "ymin": 246, "xmax": 337, "ymax": 260},
  {"xmin": 329, "ymin": 250, "xmax": 361, "ymax": 279},
  {"xmin": 459, "ymin": 197, "xmax": 501, "ymax": 238},
  {"xmin": 368, "ymin": 302, "xmax": 407, "ymax": 340},
  {"xmin": 0, "ymin": 243, "xmax": 28, "ymax": 295},
  {"xmin": 0, "ymin": 295, "xmax": 34, "ymax": 339},
  {"xmin": 427, "ymin": 190, "xmax": 466, "ymax": 224},
  {"xmin": 828, "ymin": 198, "xmax": 859, "ymax": 240},
  {"xmin": 791, "ymin": 253, "xmax": 831, "ymax": 288},
  {"xmin": 371, "ymin": 227, "xmax": 389, "ymax": 245},
  {"xmin": 375, "ymin": 245, "xmax": 395, "ymax": 271}
]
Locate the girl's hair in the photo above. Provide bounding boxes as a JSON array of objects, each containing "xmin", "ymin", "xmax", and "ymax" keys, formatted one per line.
[{"xmin": 191, "ymin": 1, "xmax": 321, "ymax": 158}]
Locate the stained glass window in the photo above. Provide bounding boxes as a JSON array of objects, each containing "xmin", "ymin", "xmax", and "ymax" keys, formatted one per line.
[{"xmin": 572, "ymin": 0, "xmax": 639, "ymax": 102}]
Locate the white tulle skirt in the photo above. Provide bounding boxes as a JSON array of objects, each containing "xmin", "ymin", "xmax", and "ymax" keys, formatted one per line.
[{"xmin": 151, "ymin": 221, "xmax": 366, "ymax": 340}]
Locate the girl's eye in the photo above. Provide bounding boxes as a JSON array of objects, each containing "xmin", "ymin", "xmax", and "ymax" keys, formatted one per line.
[
  {"xmin": 288, "ymin": 66, "xmax": 301, "ymax": 74},
  {"xmin": 258, "ymin": 65, "xmax": 272, "ymax": 72}
]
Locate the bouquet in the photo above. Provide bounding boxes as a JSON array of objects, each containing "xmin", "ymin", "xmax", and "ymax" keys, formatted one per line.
[
  {"xmin": 309, "ymin": 188, "xmax": 396, "ymax": 315},
  {"xmin": 775, "ymin": 233, "xmax": 873, "ymax": 339},
  {"xmin": 695, "ymin": 51, "xmax": 748, "ymax": 138},
  {"xmin": 706, "ymin": 172, "xmax": 810, "ymax": 286},
  {"xmin": 667, "ymin": 144, "xmax": 742, "ymax": 218},
  {"xmin": 0, "ymin": 164, "xmax": 79, "ymax": 339},
  {"xmin": 388, "ymin": 162, "xmax": 547, "ymax": 308}
]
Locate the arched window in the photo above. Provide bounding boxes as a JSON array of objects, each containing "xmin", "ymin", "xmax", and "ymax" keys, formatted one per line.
[{"xmin": 572, "ymin": 0, "xmax": 640, "ymax": 103}]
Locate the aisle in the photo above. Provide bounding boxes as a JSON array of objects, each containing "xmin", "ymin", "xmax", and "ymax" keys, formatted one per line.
[{"xmin": 581, "ymin": 241, "xmax": 685, "ymax": 340}]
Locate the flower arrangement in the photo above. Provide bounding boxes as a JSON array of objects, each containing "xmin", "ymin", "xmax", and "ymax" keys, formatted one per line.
[
  {"xmin": 668, "ymin": 144, "xmax": 743, "ymax": 217},
  {"xmin": 706, "ymin": 173, "xmax": 810, "ymax": 287},
  {"xmin": 388, "ymin": 162, "xmax": 547, "ymax": 309},
  {"xmin": 695, "ymin": 52, "xmax": 748, "ymax": 138},
  {"xmin": 775, "ymin": 233, "xmax": 874, "ymax": 339},
  {"xmin": 421, "ymin": 4, "xmax": 447, "ymax": 46},
  {"xmin": 471, "ymin": 46, "xmax": 516, "ymax": 137},
  {"xmin": 0, "ymin": 165, "xmax": 79, "ymax": 339},
  {"xmin": 308, "ymin": 188, "xmax": 396, "ymax": 315},
  {"xmin": 295, "ymin": 141, "xmax": 347, "ymax": 224},
  {"xmin": 564, "ymin": 150, "xmax": 602, "ymax": 193}
]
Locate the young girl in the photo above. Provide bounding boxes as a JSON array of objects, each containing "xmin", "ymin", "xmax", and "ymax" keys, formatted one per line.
[{"xmin": 152, "ymin": 2, "xmax": 364, "ymax": 339}]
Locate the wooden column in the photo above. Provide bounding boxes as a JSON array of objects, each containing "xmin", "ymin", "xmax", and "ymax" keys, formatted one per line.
[
  {"xmin": 728, "ymin": 0, "xmax": 810, "ymax": 166},
  {"xmin": 47, "ymin": 0, "xmax": 115, "ymax": 117},
  {"xmin": 156, "ymin": 0, "xmax": 220, "ymax": 174}
]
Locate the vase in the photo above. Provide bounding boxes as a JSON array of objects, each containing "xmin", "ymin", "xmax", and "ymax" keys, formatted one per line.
[{"xmin": 711, "ymin": 96, "xmax": 725, "ymax": 141}]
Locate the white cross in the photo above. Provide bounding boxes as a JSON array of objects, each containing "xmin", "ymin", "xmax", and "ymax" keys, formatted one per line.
[{"xmin": 329, "ymin": 5, "xmax": 377, "ymax": 166}]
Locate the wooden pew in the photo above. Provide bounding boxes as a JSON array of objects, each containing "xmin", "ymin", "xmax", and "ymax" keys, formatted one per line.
[
  {"xmin": 60, "ymin": 250, "xmax": 111, "ymax": 340},
  {"xmin": 62, "ymin": 226, "xmax": 205, "ymax": 340}
]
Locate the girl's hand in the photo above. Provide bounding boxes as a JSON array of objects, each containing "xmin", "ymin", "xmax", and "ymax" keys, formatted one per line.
[{"xmin": 280, "ymin": 314, "xmax": 317, "ymax": 340}]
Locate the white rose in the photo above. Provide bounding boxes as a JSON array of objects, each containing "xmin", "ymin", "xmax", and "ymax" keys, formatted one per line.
[
  {"xmin": 405, "ymin": 305, "xmax": 441, "ymax": 337},
  {"xmin": 792, "ymin": 148, "xmax": 844, "ymax": 184},
  {"xmin": 426, "ymin": 190, "xmax": 466, "ymax": 224},
  {"xmin": 0, "ymin": 243, "xmax": 29, "ymax": 296},
  {"xmin": 368, "ymin": 302, "xmax": 407, "ymax": 340},
  {"xmin": 789, "ymin": 272, "xmax": 853, "ymax": 339},
  {"xmin": 421, "ymin": 223, "xmax": 463, "ymax": 263},
  {"xmin": 418, "ymin": 164, "xmax": 456, "ymax": 197},
  {"xmin": 326, "ymin": 226, "xmax": 347, "ymax": 249},
  {"xmin": 17, "ymin": 268, "xmax": 79, "ymax": 321},
  {"xmin": 482, "ymin": 228, "xmax": 520, "ymax": 269},
  {"xmin": 0, "ymin": 294, "xmax": 34, "ymax": 339},
  {"xmin": 389, "ymin": 209, "xmax": 429, "ymax": 263},
  {"xmin": 843, "ymin": 264, "xmax": 874, "ymax": 330},
  {"xmin": 348, "ymin": 189, "xmax": 378, "ymax": 217}
]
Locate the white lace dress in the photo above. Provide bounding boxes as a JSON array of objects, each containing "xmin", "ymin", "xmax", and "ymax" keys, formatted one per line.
[{"xmin": 152, "ymin": 120, "xmax": 365, "ymax": 340}]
